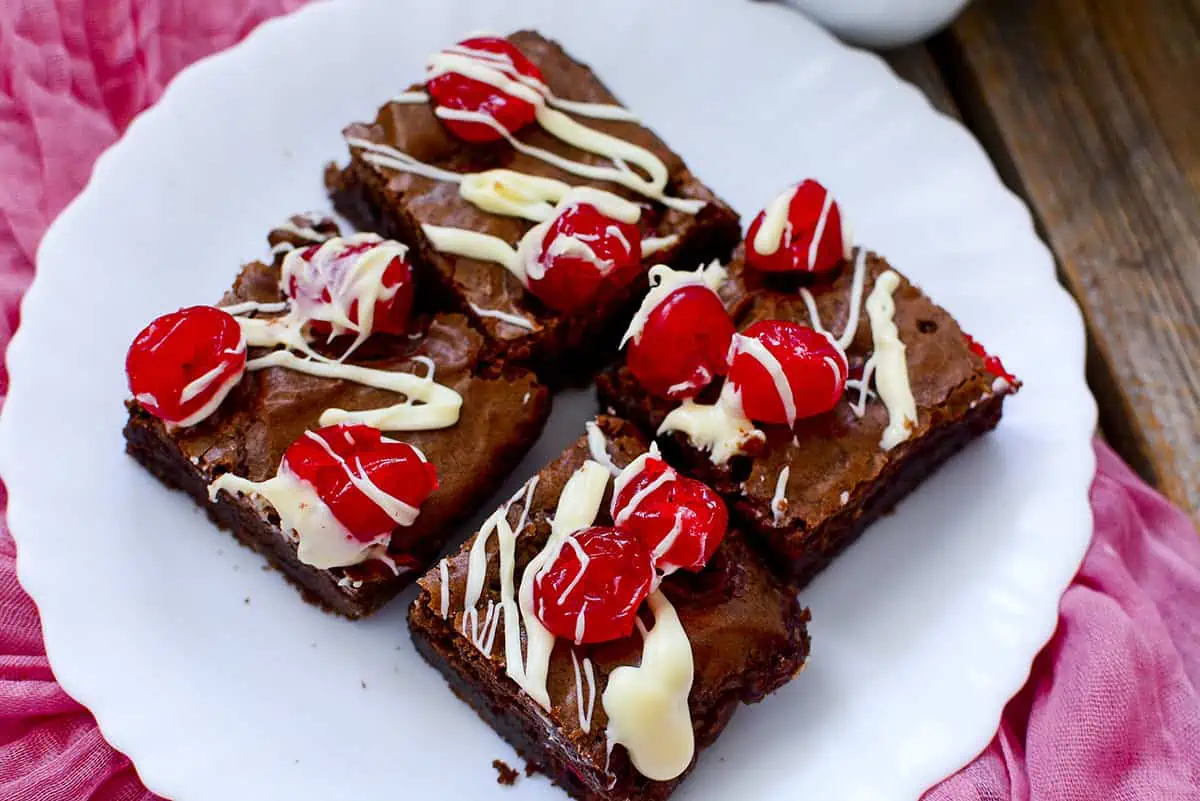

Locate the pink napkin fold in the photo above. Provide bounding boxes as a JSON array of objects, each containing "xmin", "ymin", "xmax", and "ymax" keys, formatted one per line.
[{"xmin": 1, "ymin": 2, "xmax": 1198, "ymax": 799}]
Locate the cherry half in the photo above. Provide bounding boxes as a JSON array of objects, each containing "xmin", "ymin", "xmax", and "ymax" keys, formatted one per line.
[
  {"xmin": 525, "ymin": 202, "xmax": 642, "ymax": 313},
  {"xmin": 745, "ymin": 179, "xmax": 848, "ymax": 275},
  {"xmin": 964, "ymin": 333, "xmax": 1018, "ymax": 386},
  {"xmin": 282, "ymin": 424, "xmax": 438, "ymax": 542},
  {"xmin": 532, "ymin": 526, "xmax": 655, "ymax": 644},
  {"xmin": 284, "ymin": 238, "xmax": 415, "ymax": 339},
  {"xmin": 626, "ymin": 283, "xmax": 735, "ymax": 400},
  {"xmin": 426, "ymin": 36, "xmax": 545, "ymax": 143},
  {"xmin": 726, "ymin": 320, "xmax": 849, "ymax": 425},
  {"xmin": 126, "ymin": 305, "xmax": 246, "ymax": 427},
  {"xmin": 611, "ymin": 455, "xmax": 728, "ymax": 574}
]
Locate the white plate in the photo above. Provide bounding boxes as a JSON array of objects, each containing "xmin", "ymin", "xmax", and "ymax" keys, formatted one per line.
[{"xmin": 0, "ymin": 1, "xmax": 1096, "ymax": 799}]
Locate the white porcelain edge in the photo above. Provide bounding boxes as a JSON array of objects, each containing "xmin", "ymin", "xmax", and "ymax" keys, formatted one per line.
[{"xmin": 0, "ymin": 0, "xmax": 1098, "ymax": 798}]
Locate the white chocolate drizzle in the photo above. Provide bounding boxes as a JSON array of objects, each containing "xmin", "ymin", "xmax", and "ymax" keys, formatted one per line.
[
  {"xmin": 611, "ymin": 450, "xmax": 675, "ymax": 526},
  {"xmin": 584, "ymin": 420, "xmax": 622, "ymax": 476},
  {"xmin": 771, "ymin": 466, "xmax": 790, "ymax": 524},
  {"xmin": 620, "ymin": 261, "xmax": 727, "ymax": 348},
  {"xmin": 728, "ymin": 333, "xmax": 797, "ymax": 428},
  {"xmin": 219, "ymin": 300, "xmax": 288, "ymax": 316},
  {"xmin": 468, "ymin": 302, "xmax": 538, "ymax": 332},
  {"xmin": 208, "ymin": 429, "xmax": 421, "ymax": 569},
  {"xmin": 245, "ymin": 349, "xmax": 463, "ymax": 431},
  {"xmin": 641, "ymin": 234, "xmax": 679, "ymax": 257},
  {"xmin": 391, "ymin": 90, "xmax": 430, "ymax": 104},
  {"xmin": 752, "ymin": 184, "xmax": 798, "ymax": 256},
  {"xmin": 516, "ymin": 460, "xmax": 611, "ymax": 708},
  {"xmin": 171, "ymin": 330, "xmax": 246, "ymax": 428},
  {"xmin": 658, "ymin": 383, "xmax": 765, "ymax": 466},
  {"xmin": 864, "ymin": 270, "xmax": 917, "ymax": 450},
  {"xmin": 438, "ymin": 558, "xmax": 450, "ymax": 618},
  {"xmin": 602, "ymin": 590, "xmax": 694, "ymax": 782},
  {"xmin": 570, "ymin": 649, "xmax": 598, "ymax": 734}
]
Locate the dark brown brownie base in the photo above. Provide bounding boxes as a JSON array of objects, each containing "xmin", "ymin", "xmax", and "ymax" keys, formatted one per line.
[
  {"xmin": 325, "ymin": 162, "xmax": 740, "ymax": 388},
  {"xmin": 598, "ymin": 369, "xmax": 1008, "ymax": 587},
  {"xmin": 124, "ymin": 387, "xmax": 549, "ymax": 618},
  {"xmin": 410, "ymin": 594, "xmax": 808, "ymax": 801}
]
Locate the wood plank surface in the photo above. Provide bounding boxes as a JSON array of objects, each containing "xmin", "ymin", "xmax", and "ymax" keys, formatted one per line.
[{"xmin": 927, "ymin": 0, "xmax": 1200, "ymax": 519}]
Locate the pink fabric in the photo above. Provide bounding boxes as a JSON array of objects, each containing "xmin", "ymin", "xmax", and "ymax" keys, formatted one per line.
[{"xmin": 0, "ymin": 2, "xmax": 1197, "ymax": 799}]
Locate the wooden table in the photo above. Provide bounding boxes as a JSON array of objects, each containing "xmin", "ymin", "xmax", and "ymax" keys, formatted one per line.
[{"xmin": 880, "ymin": 0, "xmax": 1199, "ymax": 521}]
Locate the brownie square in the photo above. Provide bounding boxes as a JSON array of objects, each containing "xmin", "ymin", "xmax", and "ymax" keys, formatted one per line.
[
  {"xmin": 408, "ymin": 416, "xmax": 810, "ymax": 801},
  {"xmin": 598, "ymin": 245, "xmax": 1019, "ymax": 586},
  {"xmin": 326, "ymin": 30, "xmax": 741, "ymax": 378},
  {"xmin": 124, "ymin": 220, "xmax": 551, "ymax": 618}
]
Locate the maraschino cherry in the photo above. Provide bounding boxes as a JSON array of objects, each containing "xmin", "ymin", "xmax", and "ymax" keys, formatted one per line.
[
  {"xmin": 426, "ymin": 37, "xmax": 545, "ymax": 143},
  {"xmin": 532, "ymin": 526, "xmax": 655, "ymax": 644},
  {"xmin": 745, "ymin": 179, "xmax": 848, "ymax": 274},
  {"xmin": 284, "ymin": 238, "xmax": 414, "ymax": 339},
  {"xmin": 726, "ymin": 320, "xmax": 849, "ymax": 425},
  {"xmin": 626, "ymin": 282, "xmax": 735, "ymax": 400},
  {"xmin": 611, "ymin": 455, "xmax": 728, "ymax": 574},
  {"xmin": 283, "ymin": 424, "xmax": 438, "ymax": 541},
  {"xmin": 963, "ymin": 333, "xmax": 1017, "ymax": 386},
  {"xmin": 126, "ymin": 305, "xmax": 246, "ymax": 427},
  {"xmin": 525, "ymin": 202, "xmax": 642, "ymax": 312}
]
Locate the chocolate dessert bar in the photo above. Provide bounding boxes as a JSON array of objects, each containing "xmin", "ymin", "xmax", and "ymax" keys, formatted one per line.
[
  {"xmin": 326, "ymin": 31, "xmax": 741, "ymax": 376},
  {"xmin": 597, "ymin": 179, "xmax": 1018, "ymax": 585},
  {"xmin": 408, "ymin": 416, "xmax": 809, "ymax": 801},
  {"xmin": 123, "ymin": 218, "xmax": 550, "ymax": 618}
]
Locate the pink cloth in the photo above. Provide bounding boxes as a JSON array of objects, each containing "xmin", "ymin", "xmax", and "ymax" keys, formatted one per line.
[{"xmin": 0, "ymin": 2, "xmax": 1197, "ymax": 799}]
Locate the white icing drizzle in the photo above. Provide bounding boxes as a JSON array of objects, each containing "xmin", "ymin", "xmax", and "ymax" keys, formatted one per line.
[
  {"xmin": 279, "ymin": 234, "xmax": 408, "ymax": 356},
  {"xmin": 839, "ymin": 490, "xmax": 850, "ymax": 506},
  {"xmin": 728, "ymin": 333, "xmax": 798, "ymax": 428},
  {"xmin": 570, "ymin": 650, "xmax": 598, "ymax": 734},
  {"xmin": 602, "ymin": 590, "xmax": 694, "ymax": 782},
  {"xmin": 584, "ymin": 420, "xmax": 622, "ymax": 476},
  {"xmin": 620, "ymin": 261, "xmax": 727, "ymax": 348},
  {"xmin": 468, "ymin": 302, "xmax": 537, "ymax": 331},
  {"xmin": 515, "ymin": 461, "xmax": 611, "ymax": 708},
  {"xmin": 391, "ymin": 90, "xmax": 430, "ymax": 104},
  {"xmin": 641, "ymin": 234, "xmax": 679, "ymax": 257},
  {"xmin": 846, "ymin": 358, "xmax": 878, "ymax": 418},
  {"xmin": 807, "ymin": 190, "xmax": 835, "ymax": 271},
  {"xmin": 219, "ymin": 300, "xmax": 288, "ymax": 316},
  {"xmin": 658, "ymin": 384, "xmax": 765, "ymax": 466},
  {"xmin": 424, "ymin": 186, "xmax": 642, "ymax": 287},
  {"xmin": 434, "ymin": 104, "xmax": 703, "ymax": 214},
  {"xmin": 345, "ymin": 137, "xmax": 465, "ymax": 184},
  {"xmin": 273, "ymin": 218, "xmax": 332, "ymax": 246},
  {"xmin": 170, "ymin": 328, "xmax": 247, "ymax": 427},
  {"xmin": 611, "ymin": 451, "xmax": 676, "ymax": 526},
  {"xmin": 465, "ymin": 599, "xmax": 502, "ymax": 656},
  {"xmin": 864, "ymin": 270, "xmax": 917, "ymax": 450},
  {"xmin": 244, "ymin": 349, "xmax": 463, "ymax": 431},
  {"xmin": 753, "ymin": 184, "xmax": 799, "ymax": 256},
  {"xmin": 209, "ymin": 462, "xmax": 390, "ymax": 570},
  {"xmin": 799, "ymin": 247, "xmax": 867, "ymax": 351},
  {"xmin": 771, "ymin": 466, "xmax": 790, "ymax": 524},
  {"xmin": 459, "ymin": 169, "xmax": 573, "ymax": 222},
  {"xmin": 653, "ymin": 508, "xmax": 687, "ymax": 565},
  {"xmin": 438, "ymin": 558, "xmax": 450, "ymax": 618}
]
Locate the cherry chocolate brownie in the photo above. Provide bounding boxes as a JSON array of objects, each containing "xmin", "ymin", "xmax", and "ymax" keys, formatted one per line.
[
  {"xmin": 325, "ymin": 31, "xmax": 741, "ymax": 377},
  {"xmin": 123, "ymin": 216, "xmax": 550, "ymax": 618},
  {"xmin": 598, "ymin": 180, "xmax": 1021, "ymax": 585},
  {"xmin": 408, "ymin": 416, "xmax": 809, "ymax": 801}
]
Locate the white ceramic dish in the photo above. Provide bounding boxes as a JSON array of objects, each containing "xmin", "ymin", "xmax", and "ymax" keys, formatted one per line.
[{"xmin": 0, "ymin": 1, "xmax": 1096, "ymax": 799}]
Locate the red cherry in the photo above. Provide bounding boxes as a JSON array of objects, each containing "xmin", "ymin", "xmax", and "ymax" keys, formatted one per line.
[
  {"xmin": 627, "ymin": 284, "xmax": 735, "ymax": 399},
  {"xmin": 126, "ymin": 306, "xmax": 247, "ymax": 426},
  {"xmin": 285, "ymin": 239, "xmax": 415, "ymax": 339},
  {"xmin": 726, "ymin": 320, "xmax": 849, "ymax": 425},
  {"xmin": 282, "ymin": 424, "xmax": 438, "ymax": 542},
  {"xmin": 532, "ymin": 526, "xmax": 655, "ymax": 644},
  {"xmin": 426, "ymin": 37, "xmax": 544, "ymax": 143},
  {"xmin": 964, "ymin": 333, "xmax": 1017, "ymax": 385},
  {"xmin": 525, "ymin": 202, "xmax": 642, "ymax": 313},
  {"xmin": 745, "ymin": 179, "xmax": 847, "ymax": 274},
  {"xmin": 612, "ymin": 455, "xmax": 727, "ymax": 573}
]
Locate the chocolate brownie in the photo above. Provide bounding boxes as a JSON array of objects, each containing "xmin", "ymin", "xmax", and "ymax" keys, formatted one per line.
[
  {"xmin": 124, "ymin": 220, "xmax": 551, "ymax": 618},
  {"xmin": 326, "ymin": 30, "xmax": 741, "ymax": 378},
  {"xmin": 598, "ymin": 245, "xmax": 1019, "ymax": 586},
  {"xmin": 408, "ymin": 416, "xmax": 809, "ymax": 801}
]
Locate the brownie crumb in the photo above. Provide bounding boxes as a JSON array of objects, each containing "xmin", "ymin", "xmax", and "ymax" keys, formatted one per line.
[{"xmin": 492, "ymin": 759, "xmax": 520, "ymax": 786}]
